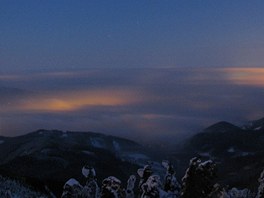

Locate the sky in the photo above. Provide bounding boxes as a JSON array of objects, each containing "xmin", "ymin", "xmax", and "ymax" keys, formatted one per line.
[{"xmin": 1, "ymin": 1, "xmax": 264, "ymax": 142}]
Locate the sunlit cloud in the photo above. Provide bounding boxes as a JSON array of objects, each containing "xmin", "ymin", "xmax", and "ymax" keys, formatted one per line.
[
  {"xmin": 11, "ymin": 89, "xmax": 141, "ymax": 112},
  {"xmin": 223, "ymin": 67, "xmax": 264, "ymax": 87}
]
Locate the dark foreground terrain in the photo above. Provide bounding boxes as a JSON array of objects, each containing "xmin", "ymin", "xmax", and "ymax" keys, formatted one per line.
[{"xmin": 1, "ymin": 117, "xmax": 264, "ymax": 197}]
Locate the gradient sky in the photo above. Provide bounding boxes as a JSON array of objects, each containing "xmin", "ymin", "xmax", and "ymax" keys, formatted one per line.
[{"xmin": 1, "ymin": 1, "xmax": 264, "ymax": 142}]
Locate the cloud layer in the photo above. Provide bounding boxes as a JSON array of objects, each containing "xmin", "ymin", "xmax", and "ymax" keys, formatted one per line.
[{"xmin": 0, "ymin": 68, "xmax": 264, "ymax": 142}]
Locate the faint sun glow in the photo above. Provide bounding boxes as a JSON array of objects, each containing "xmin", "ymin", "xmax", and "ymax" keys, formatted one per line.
[
  {"xmin": 17, "ymin": 89, "xmax": 140, "ymax": 112},
  {"xmin": 223, "ymin": 67, "xmax": 264, "ymax": 87}
]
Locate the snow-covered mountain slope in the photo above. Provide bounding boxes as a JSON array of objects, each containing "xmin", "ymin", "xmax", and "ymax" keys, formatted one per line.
[
  {"xmin": 0, "ymin": 129, "xmax": 143, "ymax": 164},
  {"xmin": 0, "ymin": 130, "xmax": 152, "ymax": 196}
]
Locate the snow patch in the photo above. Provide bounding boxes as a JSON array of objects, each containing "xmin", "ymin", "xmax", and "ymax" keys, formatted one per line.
[
  {"xmin": 241, "ymin": 126, "xmax": 247, "ymax": 130},
  {"xmin": 126, "ymin": 153, "xmax": 149, "ymax": 160},
  {"xmin": 20, "ymin": 149, "xmax": 34, "ymax": 156},
  {"xmin": 243, "ymin": 166, "xmax": 251, "ymax": 170},
  {"xmin": 254, "ymin": 126, "xmax": 262, "ymax": 130},
  {"xmin": 113, "ymin": 141, "xmax": 121, "ymax": 151},
  {"xmin": 241, "ymin": 152, "xmax": 250, "ymax": 156},
  {"xmin": 82, "ymin": 150, "xmax": 95, "ymax": 156},
  {"xmin": 121, "ymin": 153, "xmax": 151, "ymax": 166},
  {"xmin": 65, "ymin": 178, "xmax": 82, "ymax": 187},
  {"xmin": 199, "ymin": 160, "xmax": 213, "ymax": 167},
  {"xmin": 226, "ymin": 187, "xmax": 251, "ymax": 198},
  {"xmin": 227, "ymin": 147, "xmax": 235, "ymax": 153},
  {"xmin": 238, "ymin": 151, "xmax": 253, "ymax": 157},
  {"xmin": 90, "ymin": 138, "xmax": 105, "ymax": 148},
  {"xmin": 198, "ymin": 152, "xmax": 211, "ymax": 157},
  {"xmin": 104, "ymin": 176, "xmax": 121, "ymax": 184},
  {"xmin": 61, "ymin": 131, "xmax": 68, "ymax": 138},
  {"xmin": 40, "ymin": 148, "xmax": 52, "ymax": 154}
]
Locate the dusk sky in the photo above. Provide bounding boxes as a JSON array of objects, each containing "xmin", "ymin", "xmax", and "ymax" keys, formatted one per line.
[{"xmin": 1, "ymin": 1, "xmax": 264, "ymax": 142}]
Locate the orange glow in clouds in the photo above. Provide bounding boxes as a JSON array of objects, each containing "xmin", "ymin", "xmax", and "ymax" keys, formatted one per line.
[
  {"xmin": 19, "ymin": 89, "xmax": 139, "ymax": 112},
  {"xmin": 223, "ymin": 67, "xmax": 264, "ymax": 86}
]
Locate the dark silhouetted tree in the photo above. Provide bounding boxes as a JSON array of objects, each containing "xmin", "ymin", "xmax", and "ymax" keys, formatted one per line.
[{"xmin": 181, "ymin": 157, "xmax": 217, "ymax": 198}]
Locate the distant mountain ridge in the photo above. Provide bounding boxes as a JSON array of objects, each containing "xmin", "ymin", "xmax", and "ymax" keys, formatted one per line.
[
  {"xmin": 178, "ymin": 117, "xmax": 264, "ymax": 189},
  {"xmin": 185, "ymin": 118, "xmax": 264, "ymax": 154},
  {"xmin": 203, "ymin": 121, "xmax": 241, "ymax": 133}
]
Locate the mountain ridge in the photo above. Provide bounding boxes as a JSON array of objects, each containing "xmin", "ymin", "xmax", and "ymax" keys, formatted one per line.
[
  {"xmin": 0, "ymin": 129, "xmax": 150, "ymax": 196},
  {"xmin": 175, "ymin": 117, "xmax": 264, "ymax": 189},
  {"xmin": 203, "ymin": 121, "xmax": 241, "ymax": 133}
]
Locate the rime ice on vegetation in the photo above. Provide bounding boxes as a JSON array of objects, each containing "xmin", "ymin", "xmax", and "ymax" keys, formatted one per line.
[
  {"xmin": 59, "ymin": 158, "xmax": 264, "ymax": 198},
  {"xmin": 61, "ymin": 178, "xmax": 83, "ymax": 198},
  {"xmin": 256, "ymin": 169, "xmax": 264, "ymax": 198},
  {"xmin": 126, "ymin": 175, "xmax": 136, "ymax": 198},
  {"xmin": 101, "ymin": 176, "xmax": 125, "ymax": 198},
  {"xmin": 162, "ymin": 160, "xmax": 181, "ymax": 197}
]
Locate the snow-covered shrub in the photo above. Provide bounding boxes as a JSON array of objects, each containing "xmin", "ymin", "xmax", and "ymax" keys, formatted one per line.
[
  {"xmin": 60, "ymin": 157, "xmax": 264, "ymax": 198},
  {"xmin": 141, "ymin": 175, "xmax": 161, "ymax": 198},
  {"xmin": 101, "ymin": 176, "xmax": 125, "ymax": 198},
  {"xmin": 126, "ymin": 175, "xmax": 136, "ymax": 198},
  {"xmin": 256, "ymin": 169, "xmax": 264, "ymax": 198},
  {"xmin": 162, "ymin": 160, "xmax": 181, "ymax": 197},
  {"xmin": 137, "ymin": 164, "xmax": 153, "ymax": 196},
  {"xmin": 82, "ymin": 165, "xmax": 96, "ymax": 180},
  {"xmin": 61, "ymin": 178, "xmax": 83, "ymax": 198},
  {"xmin": 82, "ymin": 165, "xmax": 100, "ymax": 198}
]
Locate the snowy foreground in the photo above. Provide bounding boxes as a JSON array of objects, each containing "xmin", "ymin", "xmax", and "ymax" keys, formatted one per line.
[
  {"xmin": 0, "ymin": 157, "xmax": 263, "ymax": 198},
  {"xmin": 60, "ymin": 157, "xmax": 263, "ymax": 198}
]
